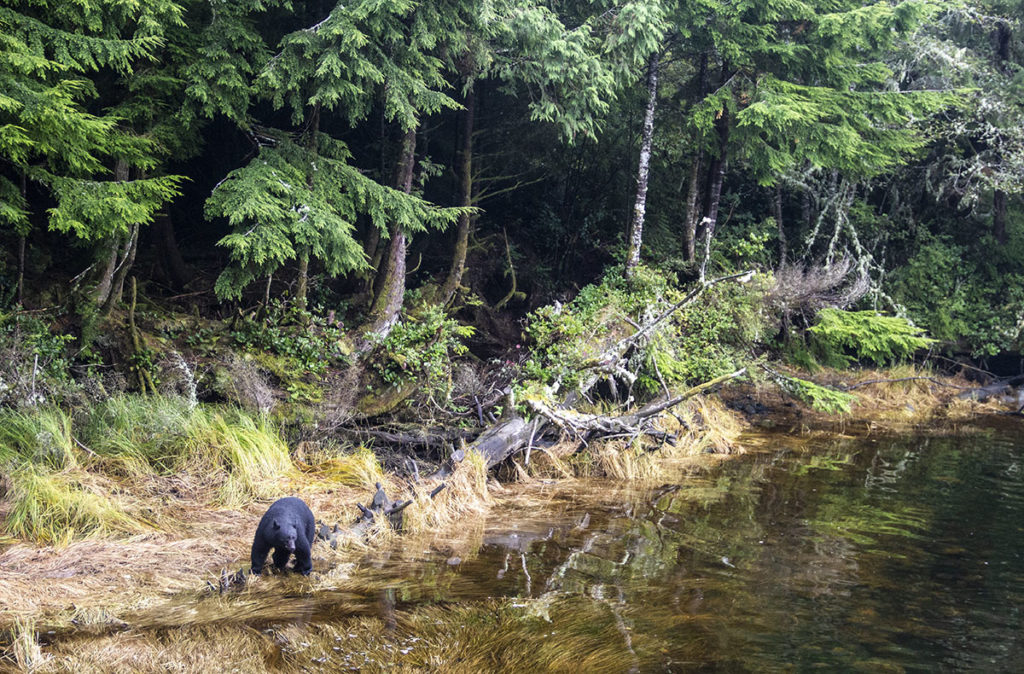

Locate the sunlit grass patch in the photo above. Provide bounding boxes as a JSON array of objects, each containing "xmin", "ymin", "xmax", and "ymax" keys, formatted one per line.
[
  {"xmin": 3, "ymin": 466, "xmax": 144, "ymax": 545},
  {"xmin": 181, "ymin": 410, "xmax": 295, "ymax": 506},
  {"xmin": 308, "ymin": 444, "xmax": 386, "ymax": 488},
  {"xmin": 0, "ymin": 408, "xmax": 76, "ymax": 470}
]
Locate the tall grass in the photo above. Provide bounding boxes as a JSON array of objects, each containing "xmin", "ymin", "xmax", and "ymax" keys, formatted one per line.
[
  {"xmin": 182, "ymin": 410, "xmax": 294, "ymax": 505},
  {"xmin": 3, "ymin": 466, "xmax": 143, "ymax": 544},
  {"xmin": 0, "ymin": 396, "xmax": 298, "ymax": 543},
  {"xmin": 0, "ymin": 408, "xmax": 76, "ymax": 470}
]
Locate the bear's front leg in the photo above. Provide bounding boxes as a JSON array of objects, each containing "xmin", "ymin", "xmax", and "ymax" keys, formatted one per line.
[
  {"xmin": 293, "ymin": 540, "xmax": 313, "ymax": 576},
  {"xmin": 272, "ymin": 546, "xmax": 292, "ymax": 571},
  {"xmin": 251, "ymin": 538, "xmax": 270, "ymax": 575}
]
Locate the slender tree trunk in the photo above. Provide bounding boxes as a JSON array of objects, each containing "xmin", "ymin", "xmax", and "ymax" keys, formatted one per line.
[
  {"xmin": 773, "ymin": 185, "xmax": 787, "ymax": 267},
  {"xmin": 96, "ymin": 157, "xmax": 132, "ymax": 307},
  {"xmin": 295, "ymin": 248, "xmax": 310, "ymax": 310},
  {"xmin": 94, "ymin": 242, "xmax": 120, "ymax": 306},
  {"xmin": 625, "ymin": 53, "xmax": 659, "ymax": 279},
  {"xmin": 994, "ymin": 189, "xmax": 1008, "ymax": 245},
  {"xmin": 368, "ymin": 127, "xmax": 417, "ymax": 336},
  {"xmin": 16, "ymin": 172, "xmax": 26, "ymax": 306},
  {"xmin": 441, "ymin": 86, "xmax": 475, "ymax": 304},
  {"xmin": 703, "ymin": 108, "xmax": 730, "ymax": 234},
  {"xmin": 103, "ymin": 223, "xmax": 139, "ymax": 314},
  {"xmin": 295, "ymin": 104, "xmax": 321, "ymax": 312},
  {"xmin": 698, "ymin": 108, "xmax": 730, "ymax": 282},
  {"xmin": 682, "ymin": 52, "xmax": 709, "ymax": 265},
  {"xmin": 682, "ymin": 150, "xmax": 704, "ymax": 263},
  {"xmin": 153, "ymin": 212, "xmax": 189, "ymax": 289}
]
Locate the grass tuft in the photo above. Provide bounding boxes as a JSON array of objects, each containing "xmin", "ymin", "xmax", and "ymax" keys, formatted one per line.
[{"xmin": 3, "ymin": 466, "xmax": 144, "ymax": 544}]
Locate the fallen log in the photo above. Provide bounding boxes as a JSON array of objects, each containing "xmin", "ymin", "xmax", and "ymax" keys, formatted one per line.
[
  {"xmin": 955, "ymin": 375, "xmax": 1024, "ymax": 402},
  {"xmin": 340, "ymin": 425, "xmax": 481, "ymax": 449},
  {"xmin": 317, "ymin": 481, "xmax": 447, "ymax": 547},
  {"xmin": 527, "ymin": 368, "xmax": 747, "ymax": 441}
]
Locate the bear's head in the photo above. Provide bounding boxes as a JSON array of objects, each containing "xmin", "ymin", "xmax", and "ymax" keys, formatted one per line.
[{"xmin": 272, "ymin": 519, "xmax": 297, "ymax": 551}]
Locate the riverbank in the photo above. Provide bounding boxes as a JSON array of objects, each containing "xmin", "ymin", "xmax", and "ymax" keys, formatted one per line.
[
  {"xmin": 5, "ymin": 395, "xmax": 1020, "ymax": 673},
  {"xmin": 0, "ymin": 366, "xmax": 999, "ymax": 637}
]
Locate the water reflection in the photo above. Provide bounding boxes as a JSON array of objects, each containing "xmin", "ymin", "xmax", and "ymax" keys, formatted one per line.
[{"xmin": 361, "ymin": 426, "xmax": 1024, "ymax": 671}]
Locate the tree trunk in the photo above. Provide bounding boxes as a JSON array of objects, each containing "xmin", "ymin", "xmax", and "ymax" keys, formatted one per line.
[
  {"xmin": 153, "ymin": 212, "xmax": 189, "ymax": 289},
  {"xmin": 624, "ymin": 53, "xmax": 659, "ymax": 279},
  {"xmin": 773, "ymin": 184, "xmax": 787, "ymax": 267},
  {"xmin": 295, "ymin": 248, "xmax": 310, "ymax": 310},
  {"xmin": 682, "ymin": 52, "xmax": 709, "ymax": 265},
  {"xmin": 994, "ymin": 189, "xmax": 1008, "ymax": 245},
  {"xmin": 94, "ymin": 242, "xmax": 120, "ymax": 306},
  {"xmin": 102, "ymin": 223, "xmax": 139, "ymax": 314},
  {"xmin": 368, "ymin": 127, "xmax": 417, "ymax": 336},
  {"xmin": 295, "ymin": 104, "xmax": 321, "ymax": 312},
  {"xmin": 440, "ymin": 86, "xmax": 475, "ymax": 305},
  {"xmin": 16, "ymin": 172, "xmax": 26, "ymax": 306},
  {"xmin": 697, "ymin": 107, "xmax": 730, "ymax": 281},
  {"xmin": 682, "ymin": 151, "xmax": 704, "ymax": 263},
  {"xmin": 97, "ymin": 160, "xmax": 133, "ymax": 310}
]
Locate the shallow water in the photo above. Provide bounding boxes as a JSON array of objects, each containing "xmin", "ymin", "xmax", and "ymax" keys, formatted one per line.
[{"xmin": 38, "ymin": 422, "xmax": 1024, "ymax": 671}]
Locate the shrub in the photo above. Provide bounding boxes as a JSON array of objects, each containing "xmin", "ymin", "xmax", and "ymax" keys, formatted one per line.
[{"xmin": 365, "ymin": 304, "xmax": 474, "ymax": 396}]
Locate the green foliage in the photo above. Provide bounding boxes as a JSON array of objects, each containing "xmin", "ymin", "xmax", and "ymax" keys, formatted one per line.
[
  {"xmin": 778, "ymin": 375, "xmax": 856, "ymax": 415},
  {"xmin": 366, "ymin": 304, "xmax": 474, "ymax": 395},
  {"xmin": 207, "ymin": 132, "xmax": 466, "ymax": 300},
  {"xmin": 0, "ymin": 313, "xmax": 76, "ymax": 407},
  {"xmin": 229, "ymin": 300, "xmax": 348, "ymax": 376},
  {"xmin": 523, "ymin": 266, "xmax": 768, "ymax": 395},
  {"xmin": 0, "ymin": 1, "xmax": 183, "ymax": 239},
  {"xmin": 890, "ymin": 235, "xmax": 1024, "ymax": 357},
  {"xmin": 808, "ymin": 309, "xmax": 936, "ymax": 367}
]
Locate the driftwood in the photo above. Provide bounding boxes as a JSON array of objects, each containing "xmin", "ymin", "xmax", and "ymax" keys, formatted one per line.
[
  {"xmin": 317, "ymin": 481, "xmax": 447, "ymax": 547},
  {"xmin": 527, "ymin": 368, "xmax": 746, "ymax": 443},
  {"xmin": 955, "ymin": 375, "xmax": 1024, "ymax": 402}
]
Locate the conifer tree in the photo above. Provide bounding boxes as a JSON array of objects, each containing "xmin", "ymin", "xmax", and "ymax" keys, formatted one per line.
[
  {"xmin": 208, "ymin": 0, "xmax": 467, "ymax": 325},
  {"xmin": 0, "ymin": 0, "xmax": 185, "ymax": 305}
]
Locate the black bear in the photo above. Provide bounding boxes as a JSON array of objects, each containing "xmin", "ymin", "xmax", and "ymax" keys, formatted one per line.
[{"xmin": 251, "ymin": 497, "xmax": 316, "ymax": 576}]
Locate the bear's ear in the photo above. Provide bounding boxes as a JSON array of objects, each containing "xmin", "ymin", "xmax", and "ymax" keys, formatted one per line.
[{"xmin": 272, "ymin": 520, "xmax": 281, "ymax": 530}]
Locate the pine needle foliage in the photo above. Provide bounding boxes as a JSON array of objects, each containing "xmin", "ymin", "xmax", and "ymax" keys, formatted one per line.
[
  {"xmin": 0, "ymin": 0, "xmax": 185, "ymax": 239},
  {"xmin": 207, "ymin": 131, "xmax": 468, "ymax": 300},
  {"xmin": 808, "ymin": 308, "xmax": 937, "ymax": 367},
  {"xmin": 780, "ymin": 375, "xmax": 857, "ymax": 415}
]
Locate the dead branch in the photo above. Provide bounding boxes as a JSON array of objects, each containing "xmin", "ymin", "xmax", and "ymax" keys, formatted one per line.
[
  {"xmin": 527, "ymin": 368, "xmax": 746, "ymax": 440},
  {"xmin": 841, "ymin": 376, "xmax": 972, "ymax": 392}
]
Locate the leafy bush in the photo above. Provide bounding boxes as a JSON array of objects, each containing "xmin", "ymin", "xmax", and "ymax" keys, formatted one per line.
[
  {"xmin": 0, "ymin": 312, "xmax": 76, "ymax": 407},
  {"xmin": 807, "ymin": 309, "xmax": 935, "ymax": 367},
  {"xmin": 365, "ymin": 304, "xmax": 474, "ymax": 395},
  {"xmin": 230, "ymin": 300, "xmax": 348, "ymax": 376},
  {"xmin": 890, "ymin": 236, "xmax": 1024, "ymax": 357},
  {"xmin": 522, "ymin": 266, "xmax": 769, "ymax": 396}
]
